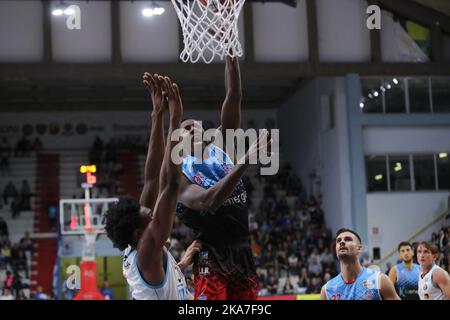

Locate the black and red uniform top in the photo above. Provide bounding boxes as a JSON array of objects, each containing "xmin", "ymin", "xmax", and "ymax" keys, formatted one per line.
[{"xmin": 176, "ymin": 144, "xmax": 256, "ymax": 277}]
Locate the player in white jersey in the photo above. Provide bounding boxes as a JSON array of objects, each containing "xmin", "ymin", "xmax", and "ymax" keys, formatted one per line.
[
  {"xmin": 417, "ymin": 241, "xmax": 450, "ymax": 300},
  {"xmin": 104, "ymin": 74, "xmax": 196, "ymax": 300}
]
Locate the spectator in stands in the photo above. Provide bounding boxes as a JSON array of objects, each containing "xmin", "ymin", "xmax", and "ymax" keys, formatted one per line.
[
  {"xmin": 12, "ymin": 271, "xmax": 24, "ymax": 297},
  {"xmin": 11, "ymin": 196, "xmax": 21, "ymax": 219},
  {"xmin": 305, "ymin": 276, "xmax": 322, "ymax": 294},
  {"xmin": 47, "ymin": 203, "xmax": 58, "ymax": 231},
  {"xmin": 3, "ymin": 181, "xmax": 18, "ymax": 205},
  {"xmin": 0, "ymin": 288, "xmax": 14, "ymax": 300},
  {"xmin": 31, "ymin": 137, "xmax": 43, "ymax": 155},
  {"xmin": 282, "ymin": 277, "xmax": 295, "ymax": 295},
  {"xmin": 322, "ymin": 272, "xmax": 331, "ymax": 285},
  {"xmin": 14, "ymin": 136, "xmax": 31, "ymax": 157},
  {"xmin": 90, "ymin": 136, "xmax": 104, "ymax": 164},
  {"xmin": 0, "ymin": 217, "xmax": 8, "ymax": 237},
  {"xmin": 297, "ymin": 267, "xmax": 309, "ymax": 288},
  {"xmin": 1, "ymin": 243, "xmax": 12, "ymax": 268},
  {"xmin": 385, "ymin": 262, "xmax": 392, "ymax": 275},
  {"xmin": 62, "ymin": 279, "xmax": 78, "ymax": 300},
  {"xmin": 0, "ymin": 137, "xmax": 12, "ymax": 157},
  {"xmin": 266, "ymin": 276, "xmax": 278, "ymax": 295},
  {"xmin": 14, "ymin": 250, "xmax": 28, "ymax": 279},
  {"xmin": 20, "ymin": 232, "xmax": 33, "ymax": 253},
  {"xmin": 99, "ymin": 281, "xmax": 114, "ymax": 300},
  {"xmin": 438, "ymin": 228, "xmax": 448, "ymax": 251},
  {"xmin": 20, "ymin": 180, "xmax": 33, "ymax": 211},
  {"xmin": 0, "ymin": 155, "xmax": 9, "ymax": 176},
  {"xmin": 0, "ymin": 264, "xmax": 7, "ymax": 287},
  {"xmin": 33, "ymin": 286, "xmax": 48, "ymax": 300},
  {"xmin": 308, "ymin": 255, "xmax": 322, "ymax": 276},
  {"xmin": 17, "ymin": 289, "xmax": 28, "ymax": 300},
  {"xmin": 3, "ymin": 270, "xmax": 14, "ymax": 290}
]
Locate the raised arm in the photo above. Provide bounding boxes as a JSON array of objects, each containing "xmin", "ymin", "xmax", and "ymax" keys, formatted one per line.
[
  {"xmin": 137, "ymin": 76, "xmax": 183, "ymax": 285},
  {"xmin": 179, "ymin": 130, "xmax": 270, "ymax": 212},
  {"xmin": 220, "ymin": 56, "xmax": 242, "ymax": 132},
  {"xmin": 379, "ymin": 273, "xmax": 401, "ymax": 300},
  {"xmin": 139, "ymin": 73, "xmax": 166, "ymax": 211}
]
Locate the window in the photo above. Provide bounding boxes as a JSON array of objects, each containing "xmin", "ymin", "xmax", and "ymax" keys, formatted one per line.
[
  {"xmin": 360, "ymin": 77, "xmax": 450, "ymax": 114},
  {"xmin": 385, "ymin": 79, "xmax": 406, "ymax": 113},
  {"xmin": 432, "ymin": 78, "xmax": 450, "ymax": 113},
  {"xmin": 389, "ymin": 156, "xmax": 411, "ymax": 191},
  {"xmin": 413, "ymin": 155, "xmax": 435, "ymax": 190},
  {"xmin": 437, "ymin": 153, "xmax": 450, "ymax": 190},
  {"xmin": 409, "ymin": 78, "xmax": 431, "ymax": 113},
  {"xmin": 366, "ymin": 155, "xmax": 387, "ymax": 191},
  {"xmin": 361, "ymin": 79, "xmax": 383, "ymax": 113}
]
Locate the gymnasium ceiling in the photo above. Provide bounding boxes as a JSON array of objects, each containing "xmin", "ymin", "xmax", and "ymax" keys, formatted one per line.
[{"xmin": 0, "ymin": 0, "xmax": 449, "ymax": 112}]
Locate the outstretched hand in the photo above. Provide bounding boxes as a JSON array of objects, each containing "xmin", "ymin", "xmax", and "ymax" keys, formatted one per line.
[
  {"xmin": 161, "ymin": 76, "xmax": 183, "ymax": 120},
  {"xmin": 177, "ymin": 240, "xmax": 202, "ymax": 271},
  {"xmin": 143, "ymin": 72, "xmax": 166, "ymax": 115},
  {"xmin": 242, "ymin": 129, "xmax": 272, "ymax": 164}
]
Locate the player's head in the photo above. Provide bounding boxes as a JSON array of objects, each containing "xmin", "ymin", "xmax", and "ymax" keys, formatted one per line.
[
  {"xmin": 335, "ymin": 228, "xmax": 362, "ymax": 261},
  {"xmin": 397, "ymin": 241, "xmax": 414, "ymax": 263},
  {"xmin": 180, "ymin": 119, "xmax": 207, "ymax": 153},
  {"xmin": 103, "ymin": 196, "xmax": 151, "ymax": 251},
  {"xmin": 416, "ymin": 241, "xmax": 439, "ymax": 269}
]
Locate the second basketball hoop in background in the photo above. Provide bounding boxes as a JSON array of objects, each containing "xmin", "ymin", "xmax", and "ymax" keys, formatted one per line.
[{"xmin": 171, "ymin": 0, "xmax": 245, "ymax": 63}]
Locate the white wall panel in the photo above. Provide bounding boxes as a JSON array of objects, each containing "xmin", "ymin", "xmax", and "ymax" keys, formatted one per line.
[
  {"xmin": 253, "ymin": 1, "xmax": 309, "ymax": 62},
  {"xmin": 0, "ymin": 1, "xmax": 43, "ymax": 62},
  {"xmin": 51, "ymin": 0, "xmax": 112, "ymax": 62},
  {"xmin": 120, "ymin": 1, "xmax": 179, "ymax": 62},
  {"xmin": 316, "ymin": 0, "xmax": 371, "ymax": 62},
  {"xmin": 363, "ymin": 127, "xmax": 450, "ymax": 154}
]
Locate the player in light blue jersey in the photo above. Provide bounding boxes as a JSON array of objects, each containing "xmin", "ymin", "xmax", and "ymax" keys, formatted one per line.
[
  {"xmin": 388, "ymin": 241, "xmax": 420, "ymax": 300},
  {"xmin": 320, "ymin": 228, "xmax": 400, "ymax": 300}
]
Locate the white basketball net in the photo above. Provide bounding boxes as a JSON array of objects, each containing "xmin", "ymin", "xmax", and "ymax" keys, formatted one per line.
[{"xmin": 171, "ymin": 0, "xmax": 246, "ymax": 63}]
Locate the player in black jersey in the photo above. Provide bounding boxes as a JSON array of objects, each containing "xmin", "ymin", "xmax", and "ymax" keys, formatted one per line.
[{"xmin": 176, "ymin": 56, "xmax": 270, "ymax": 300}]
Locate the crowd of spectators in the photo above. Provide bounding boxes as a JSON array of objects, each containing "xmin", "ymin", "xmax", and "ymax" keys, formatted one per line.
[
  {"xmin": 88, "ymin": 137, "xmax": 124, "ymax": 198},
  {"xmin": 1, "ymin": 180, "xmax": 34, "ymax": 218},
  {"xmin": 249, "ymin": 165, "xmax": 337, "ymax": 296},
  {"xmin": 0, "ymin": 231, "xmax": 34, "ymax": 300}
]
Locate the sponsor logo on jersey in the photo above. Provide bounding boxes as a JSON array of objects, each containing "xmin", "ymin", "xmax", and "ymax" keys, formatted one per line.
[{"xmin": 363, "ymin": 280, "xmax": 374, "ymax": 289}]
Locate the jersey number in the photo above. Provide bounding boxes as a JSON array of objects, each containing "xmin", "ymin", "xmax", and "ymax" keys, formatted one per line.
[{"xmin": 332, "ymin": 294, "xmax": 342, "ymax": 300}]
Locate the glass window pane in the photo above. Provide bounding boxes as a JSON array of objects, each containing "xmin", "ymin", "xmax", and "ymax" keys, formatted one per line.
[
  {"xmin": 366, "ymin": 155, "xmax": 387, "ymax": 191},
  {"xmin": 385, "ymin": 78, "xmax": 406, "ymax": 113},
  {"xmin": 413, "ymin": 155, "xmax": 436, "ymax": 190},
  {"xmin": 409, "ymin": 78, "xmax": 431, "ymax": 113},
  {"xmin": 361, "ymin": 78, "xmax": 383, "ymax": 113},
  {"xmin": 432, "ymin": 78, "xmax": 450, "ymax": 113},
  {"xmin": 389, "ymin": 156, "xmax": 411, "ymax": 191},
  {"xmin": 437, "ymin": 153, "xmax": 450, "ymax": 190}
]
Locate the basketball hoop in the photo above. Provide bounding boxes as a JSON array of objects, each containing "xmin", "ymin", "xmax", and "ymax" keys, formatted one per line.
[{"xmin": 171, "ymin": 0, "xmax": 246, "ymax": 63}]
